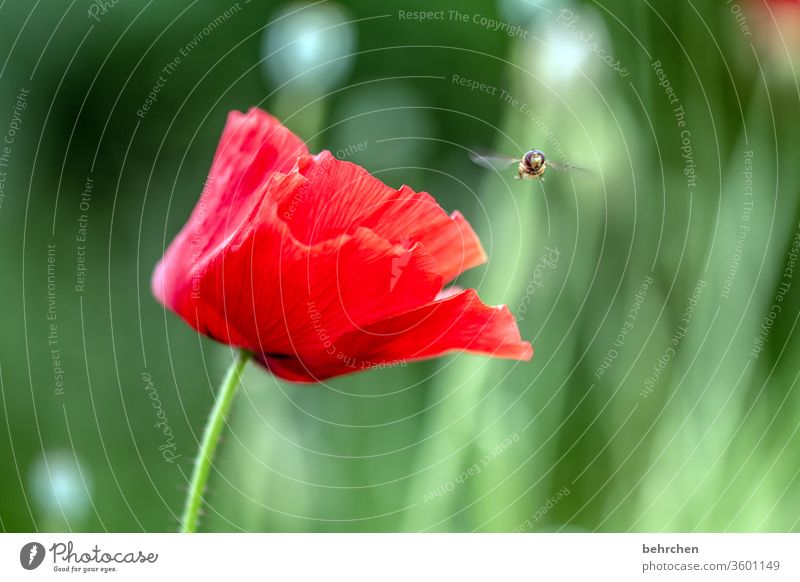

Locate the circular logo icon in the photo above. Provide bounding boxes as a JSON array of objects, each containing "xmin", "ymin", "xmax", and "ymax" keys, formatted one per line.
[{"xmin": 19, "ymin": 542, "xmax": 46, "ymax": 570}]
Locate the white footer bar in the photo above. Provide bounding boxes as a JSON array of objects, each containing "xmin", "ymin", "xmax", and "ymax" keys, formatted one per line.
[{"xmin": 1, "ymin": 533, "xmax": 797, "ymax": 581}]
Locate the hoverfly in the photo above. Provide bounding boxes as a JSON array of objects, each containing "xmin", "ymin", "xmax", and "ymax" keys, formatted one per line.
[{"xmin": 470, "ymin": 149, "xmax": 588, "ymax": 180}]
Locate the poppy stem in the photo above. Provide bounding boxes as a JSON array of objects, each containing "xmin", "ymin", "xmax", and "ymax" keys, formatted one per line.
[{"xmin": 180, "ymin": 349, "xmax": 251, "ymax": 533}]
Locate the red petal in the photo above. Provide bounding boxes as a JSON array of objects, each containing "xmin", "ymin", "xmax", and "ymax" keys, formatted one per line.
[
  {"xmin": 153, "ymin": 109, "xmax": 306, "ymax": 310},
  {"xmin": 274, "ymin": 151, "xmax": 486, "ymax": 282},
  {"xmin": 358, "ymin": 200, "xmax": 487, "ymax": 284},
  {"xmin": 183, "ymin": 190, "xmax": 443, "ymax": 356},
  {"xmin": 260, "ymin": 289, "xmax": 533, "ymax": 382}
]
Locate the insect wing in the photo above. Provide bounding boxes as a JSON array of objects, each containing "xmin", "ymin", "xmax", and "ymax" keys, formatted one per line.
[
  {"xmin": 547, "ymin": 160, "xmax": 593, "ymax": 175},
  {"xmin": 469, "ymin": 151, "xmax": 519, "ymax": 171}
]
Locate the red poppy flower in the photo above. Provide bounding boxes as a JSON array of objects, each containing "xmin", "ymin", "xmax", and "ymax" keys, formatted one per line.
[{"xmin": 152, "ymin": 108, "xmax": 532, "ymax": 382}]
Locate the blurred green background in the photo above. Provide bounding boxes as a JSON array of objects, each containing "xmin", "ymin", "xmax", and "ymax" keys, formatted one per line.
[{"xmin": 1, "ymin": 0, "xmax": 800, "ymax": 532}]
